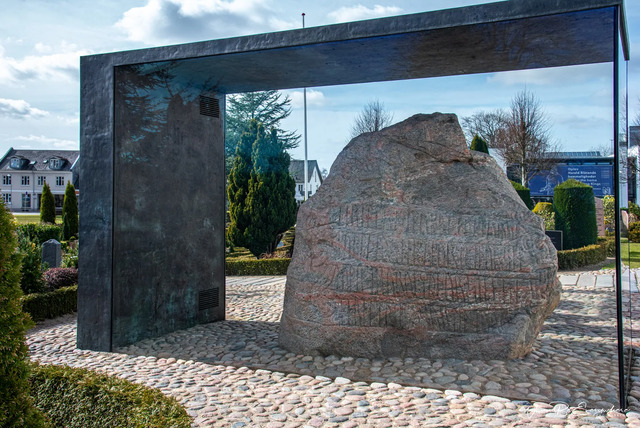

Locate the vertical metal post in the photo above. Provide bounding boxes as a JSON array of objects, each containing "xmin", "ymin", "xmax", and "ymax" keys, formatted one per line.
[
  {"xmin": 613, "ymin": 6, "xmax": 626, "ymax": 411},
  {"xmin": 302, "ymin": 13, "xmax": 308, "ymax": 202}
]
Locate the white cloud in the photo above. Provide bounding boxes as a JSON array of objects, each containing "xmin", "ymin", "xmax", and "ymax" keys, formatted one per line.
[
  {"xmin": 56, "ymin": 114, "xmax": 80, "ymax": 125},
  {"xmin": 14, "ymin": 135, "xmax": 78, "ymax": 150},
  {"xmin": 116, "ymin": 0, "xmax": 288, "ymax": 45},
  {"xmin": 328, "ymin": 4, "xmax": 403, "ymax": 23},
  {"xmin": 0, "ymin": 98, "xmax": 49, "ymax": 119},
  {"xmin": 0, "ymin": 43, "xmax": 91, "ymax": 84},
  {"xmin": 288, "ymin": 89, "xmax": 326, "ymax": 108}
]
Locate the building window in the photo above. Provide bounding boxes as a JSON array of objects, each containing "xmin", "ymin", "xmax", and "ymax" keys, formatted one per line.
[
  {"xmin": 2, "ymin": 175, "xmax": 10, "ymax": 185},
  {"xmin": 21, "ymin": 193, "xmax": 30, "ymax": 209},
  {"xmin": 3, "ymin": 194, "xmax": 11, "ymax": 204},
  {"xmin": 10, "ymin": 158, "xmax": 27, "ymax": 169},
  {"xmin": 56, "ymin": 176, "xmax": 64, "ymax": 186},
  {"xmin": 21, "ymin": 176, "xmax": 29, "ymax": 186},
  {"xmin": 48, "ymin": 158, "xmax": 65, "ymax": 170},
  {"xmin": 298, "ymin": 184, "xmax": 303, "ymax": 194},
  {"xmin": 37, "ymin": 176, "xmax": 46, "ymax": 186}
]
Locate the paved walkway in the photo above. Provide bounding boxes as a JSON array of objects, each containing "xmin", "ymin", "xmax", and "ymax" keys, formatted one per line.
[
  {"xmin": 27, "ymin": 276, "xmax": 640, "ymax": 427},
  {"xmin": 559, "ymin": 270, "xmax": 640, "ymax": 293}
]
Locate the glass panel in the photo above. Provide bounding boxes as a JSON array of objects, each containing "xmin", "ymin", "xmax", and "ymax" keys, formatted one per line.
[{"xmin": 616, "ymin": 17, "xmax": 633, "ymax": 409}]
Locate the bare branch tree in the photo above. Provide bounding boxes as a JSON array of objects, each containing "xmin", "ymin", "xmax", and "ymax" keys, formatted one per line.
[
  {"xmin": 461, "ymin": 109, "xmax": 509, "ymax": 148},
  {"xmin": 350, "ymin": 99, "xmax": 394, "ymax": 139},
  {"xmin": 500, "ymin": 89, "xmax": 559, "ymax": 186}
]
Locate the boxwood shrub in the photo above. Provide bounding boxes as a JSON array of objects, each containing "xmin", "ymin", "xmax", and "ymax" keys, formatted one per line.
[
  {"xmin": 557, "ymin": 238, "xmax": 612, "ymax": 270},
  {"xmin": 510, "ymin": 180, "xmax": 534, "ymax": 209},
  {"xmin": 533, "ymin": 201, "xmax": 555, "ymax": 230},
  {"xmin": 554, "ymin": 179, "xmax": 598, "ymax": 250},
  {"xmin": 598, "ymin": 236, "xmax": 616, "ymax": 257},
  {"xmin": 22, "ymin": 286, "xmax": 77, "ymax": 322},
  {"xmin": 0, "ymin": 202, "xmax": 48, "ymax": 427},
  {"xmin": 17, "ymin": 223, "xmax": 62, "ymax": 246},
  {"xmin": 226, "ymin": 258, "xmax": 290, "ymax": 275},
  {"xmin": 29, "ymin": 364, "xmax": 192, "ymax": 428}
]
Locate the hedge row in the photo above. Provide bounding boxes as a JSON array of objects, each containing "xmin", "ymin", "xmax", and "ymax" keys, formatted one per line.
[
  {"xmin": 22, "ymin": 261, "xmax": 291, "ymax": 322},
  {"xmin": 226, "ymin": 258, "xmax": 290, "ymax": 275},
  {"xmin": 22, "ymin": 286, "xmax": 77, "ymax": 322},
  {"xmin": 29, "ymin": 364, "xmax": 192, "ymax": 428},
  {"xmin": 17, "ymin": 223, "xmax": 62, "ymax": 246},
  {"xmin": 557, "ymin": 240, "xmax": 609, "ymax": 270},
  {"xmin": 510, "ymin": 180, "xmax": 534, "ymax": 209},
  {"xmin": 597, "ymin": 236, "xmax": 616, "ymax": 257}
]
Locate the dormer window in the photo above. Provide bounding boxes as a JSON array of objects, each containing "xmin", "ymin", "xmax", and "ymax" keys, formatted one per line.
[
  {"xmin": 48, "ymin": 158, "xmax": 66, "ymax": 170},
  {"xmin": 9, "ymin": 157, "xmax": 28, "ymax": 170}
]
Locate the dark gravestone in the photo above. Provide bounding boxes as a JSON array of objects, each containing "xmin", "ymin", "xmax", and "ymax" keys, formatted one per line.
[
  {"xmin": 545, "ymin": 230, "xmax": 563, "ymax": 251},
  {"xmin": 279, "ymin": 113, "xmax": 561, "ymax": 360},
  {"xmin": 42, "ymin": 239, "xmax": 61, "ymax": 268}
]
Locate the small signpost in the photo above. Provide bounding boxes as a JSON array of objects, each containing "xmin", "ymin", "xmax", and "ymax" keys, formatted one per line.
[{"xmin": 545, "ymin": 230, "xmax": 563, "ymax": 251}]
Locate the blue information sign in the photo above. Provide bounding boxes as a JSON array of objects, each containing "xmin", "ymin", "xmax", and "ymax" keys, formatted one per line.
[{"xmin": 528, "ymin": 164, "xmax": 613, "ymax": 197}]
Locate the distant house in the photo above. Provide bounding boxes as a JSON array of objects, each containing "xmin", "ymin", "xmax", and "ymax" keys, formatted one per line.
[
  {"xmin": 0, "ymin": 148, "xmax": 79, "ymax": 212},
  {"xmin": 289, "ymin": 160, "xmax": 323, "ymax": 204}
]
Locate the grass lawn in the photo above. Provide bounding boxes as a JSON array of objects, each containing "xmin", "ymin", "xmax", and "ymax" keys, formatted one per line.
[
  {"xmin": 602, "ymin": 238, "xmax": 640, "ymax": 269},
  {"xmin": 13, "ymin": 214, "xmax": 62, "ymax": 225}
]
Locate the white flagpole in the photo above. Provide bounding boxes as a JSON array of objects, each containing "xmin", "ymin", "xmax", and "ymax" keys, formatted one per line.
[{"xmin": 302, "ymin": 13, "xmax": 308, "ymax": 202}]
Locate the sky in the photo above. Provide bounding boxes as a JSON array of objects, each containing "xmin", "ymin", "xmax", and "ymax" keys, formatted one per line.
[{"xmin": 1, "ymin": 0, "xmax": 639, "ymax": 173}]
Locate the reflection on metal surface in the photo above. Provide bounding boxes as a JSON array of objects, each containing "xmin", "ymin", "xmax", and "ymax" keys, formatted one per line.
[
  {"xmin": 125, "ymin": 9, "xmax": 615, "ymax": 95},
  {"xmin": 112, "ymin": 63, "xmax": 225, "ymax": 348}
]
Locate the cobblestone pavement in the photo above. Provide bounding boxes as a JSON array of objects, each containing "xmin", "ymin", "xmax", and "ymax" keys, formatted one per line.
[{"xmin": 28, "ymin": 276, "xmax": 640, "ymax": 427}]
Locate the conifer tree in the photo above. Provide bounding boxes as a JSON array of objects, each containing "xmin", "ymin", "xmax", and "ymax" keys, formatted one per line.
[
  {"xmin": 245, "ymin": 126, "xmax": 297, "ymax": 258},
  {"xmin": 0, "ymin": 200, "xmax": 47, "ymax": 427},
  {"xmin": 62, "ymin": 182, "xmax": 79, "ymax": 240},
  {"xmin": 40, "ymin": 182, "xmax": 56, "ymax": 224},
  {"xmin": 227, "ymin": 120, "xmax": 261, "ymax": 248},
  {"xmin": 470, "ymin": 134, "xmax": 489, "ymax": 154},
  {"xmin": 225, "ymin": 90, "xmax": 299, "ymax": 173}
]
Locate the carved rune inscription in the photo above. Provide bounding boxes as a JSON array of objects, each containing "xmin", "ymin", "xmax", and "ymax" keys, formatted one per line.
[{"xmin": 279, "ymin": 113, "xmax": 561, "ymax": 360}]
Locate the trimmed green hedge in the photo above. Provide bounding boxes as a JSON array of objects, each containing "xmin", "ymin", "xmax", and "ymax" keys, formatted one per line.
[
  {"xmin": 29, "ymin": 364, "xmax": 192, "ymax": 428},
  {"xmin": 598, "ymin": 236, "xmax": 616, "ymax": 257},
  {"xmin": 554, "ymin": 179, "xmax": 597, "ymax": 250},
  {"xmin": 226, "ymin": 258, "xmax": 290, "ymax": 275},
  {"xmin": 557, "ymin": 238, "xmax": 613, "ymax": 270},
  {"xmin": 22, "ymin": 286, "xmax": 77, "ymax": 322},
  {"xmin": 510, "ymin": 180, "xmax": 534, "ymax": 209},
  {"xmin": 17, "ymin": 223, "xmax": 62, "ymax": 246}
]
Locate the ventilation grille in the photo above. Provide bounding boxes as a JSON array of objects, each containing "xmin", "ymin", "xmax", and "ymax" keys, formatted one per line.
[
  {"xmin": 198, "ymin": 287, "xmax": 220, "ymax": 311},
  {"xmin": 200, "ymin": 96, "xmax": 220, "ymax": 118}
]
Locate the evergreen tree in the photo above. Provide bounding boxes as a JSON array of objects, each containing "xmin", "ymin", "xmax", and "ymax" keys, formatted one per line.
[
  {"xmin": 39, "ymin": 182, "xmax": 56, "ymax": 224},
  {"xmin": 0, "ymin": 200, "xmax": 47, "ymax": 427},
  {"xmin": 62, "ymin": 182, "xmax": 79, "ymax": 240},
  {"xmin": 470, "ymin": 134, "xmax": 489, "ymax": 154},
  {"xmin": 245, "ymin": 125, "xmax": 297, "ymax": 258},
  {"xmin": 225, "ymin": 90, "xmax": 299, "ymax": 172},
  {"xmin": 227, "ymin": 120, "xmax": 261, "ymax": 248}
]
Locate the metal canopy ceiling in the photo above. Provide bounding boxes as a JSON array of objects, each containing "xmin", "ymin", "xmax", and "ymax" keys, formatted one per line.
[{"xmin": 86, "ymin": 0, "xmax": 629, "ymax": 94}]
